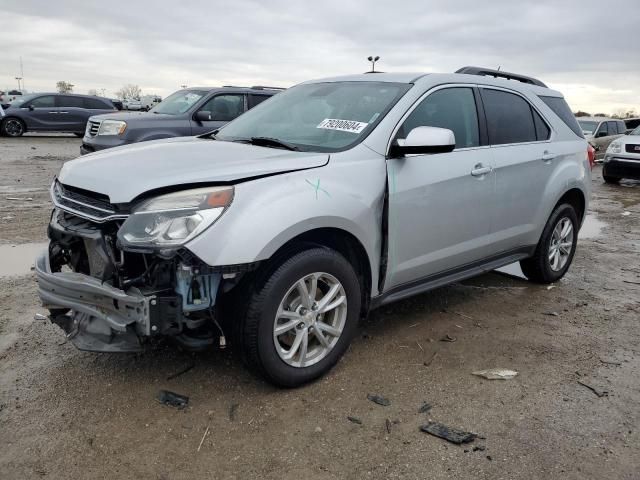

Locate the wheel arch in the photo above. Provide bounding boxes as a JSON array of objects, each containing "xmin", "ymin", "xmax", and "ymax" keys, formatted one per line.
[
  {"xmin": 554, "ymin": 187, "xmax": 586, "ymax": 225},
  {"xmin": 264, "ymin": 227, "xmax": 373, "ymax": 318},
  {"xmin": 1, "ymin": 116, "xmax": 27, "ymax": 134}
]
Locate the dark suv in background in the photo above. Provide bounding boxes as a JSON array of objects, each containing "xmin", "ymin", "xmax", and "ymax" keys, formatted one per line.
[
  {"xmin": 1, "ymin": 93, "xmax": 117, "ymax": 137},
  {"xmin": 80, "ymin": 86, "xmax": 283, "ymax": 154}
]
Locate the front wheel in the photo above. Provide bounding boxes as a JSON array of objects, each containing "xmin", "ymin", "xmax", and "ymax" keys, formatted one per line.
[
  {"xmin": 1, "ymin": 118, "xmax": 25, "ymax": 137},
  {"xmin": 520, "ymin": 204, "xmax": 578, "ymax": 284},
  {"xmin": 238, "ymin": 247, "xmax": 361, "ymax": 387},
  {"xmin": 602, "ymin": 167, "xmax": 620, "ymax": 184}
]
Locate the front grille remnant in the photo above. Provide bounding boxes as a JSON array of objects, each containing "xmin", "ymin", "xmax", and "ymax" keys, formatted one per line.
[{"xmin": 52, "ymin": 181, "xmax": 128, "ymax": 222}]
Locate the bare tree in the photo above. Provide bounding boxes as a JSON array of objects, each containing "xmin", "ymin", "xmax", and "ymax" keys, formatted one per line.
[
  {"xmin": 56, "ymin": 81, "xmax": 74, "ymax": 93},
  {"xmin": 593, "ymin": 113, "xmax": 607, "ymax": 117},
  {"xmin": 574, "ymin": 111, "xmax": 591, "ymax": 117},
  {"xmin": 115, "ymin": 84, "xmax": 142, "ymax": 100}
]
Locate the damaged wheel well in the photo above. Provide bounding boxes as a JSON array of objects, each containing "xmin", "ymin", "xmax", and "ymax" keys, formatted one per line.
[{"xmin": 270, "ymin": 228, "xmax": 372, "ymax": 317}]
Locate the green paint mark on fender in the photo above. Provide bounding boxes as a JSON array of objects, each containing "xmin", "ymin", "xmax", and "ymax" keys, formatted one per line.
[{"xmin": 305, "ymin": 179, "xmax": 330, "ymax": 199}]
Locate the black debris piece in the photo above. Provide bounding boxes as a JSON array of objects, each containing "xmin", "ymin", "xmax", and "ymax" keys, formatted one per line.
[
  {"xmin": 418, "ymin": 402, "xmax": 433, "ymax": 414},
  {"xmin": 420, "ymin": 422, "xmax": 477, "ymax": 444},
  {"xmin": 367, "ymin": 394, "xmax": 391, "ymax": 406},
  {"xmin": 473, "ymin": 445, "xmax": 486, "ymax": 452},
  {"xmin": 347, "ymin": 416, "xmax": 363, "ymax": 425},
  {"xmin": 440, "ymin": 334, "xmax": 457, "ymax": 342},
  {"xmin": 166, "ymin": 362, "xmax": 195, "ymax": 380},
  {"xmin": 486, "ymin": 455, "xmax": 493, "ymax": 461},
  {"xmin": 229, "ymin": 402, "xmax": 239, "ymax": 421},
  {"xmin": 157, "ymin": 390, "xmax": 189, "ymax": 409},
  {"xmin": 385, "ymin": 418, "xmax": 392, "ymax": 434},
  {"xmin": 577, "ymin": 380, "xmax": 609, "ymax": 397}
]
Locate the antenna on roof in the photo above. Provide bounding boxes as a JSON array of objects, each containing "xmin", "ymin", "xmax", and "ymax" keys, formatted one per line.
[
  {"xmin": 367, "ymin": 55, "xmax": 380, "ymax": 73},
  {"xmin": 497, "ymin": 65, "xmax": 501, "ymax": 71}
]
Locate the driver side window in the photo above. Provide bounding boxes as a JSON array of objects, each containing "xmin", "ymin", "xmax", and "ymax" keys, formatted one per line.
[
  {"xmin": 200, "ymin": 94, "xmax": 245, "ymax": 122},
  {"xmin": 398, "ymin": 87, "xmax": 480, "ymax": 149},
  {"xmin": 596, "ymin": 122, "xmax": 608, "ymax": 137}
]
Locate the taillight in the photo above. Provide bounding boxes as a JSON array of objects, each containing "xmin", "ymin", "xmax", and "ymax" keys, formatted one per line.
[{"xmin": 586, "ymin": 145, "xmax": 596, "ymax": 170}]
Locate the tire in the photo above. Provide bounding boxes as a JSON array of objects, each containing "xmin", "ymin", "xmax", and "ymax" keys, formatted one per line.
[
  {"xmin": 1, "ymin": 117, "xmax": 26, "ymax": 137},
  {"xmin": 602, "ymin": 167, "xmax": 620, "ymax": 184},
  {"xmin": 520, "ymin": 203, "xmax": 578, "ymax": 284},
  {"xmin": 237, "ymin": 247, "xmax": 361, "ymax": 387}
]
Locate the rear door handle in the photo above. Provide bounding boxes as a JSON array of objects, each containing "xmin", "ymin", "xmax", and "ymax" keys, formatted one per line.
[
  {"xmin": 542, "ymin": 151, "xmax": 556, "ymax": 162},
  {"xmin": 471, "ymin": 164, "xmax": 492, "ymax": 177},
  {"xmin": 58, "ymin": 111, "xmax": 69, "ymax": 114},
  {"xmin": 48, "ymin": 111, "xmax": 59, "ymax": 114}
]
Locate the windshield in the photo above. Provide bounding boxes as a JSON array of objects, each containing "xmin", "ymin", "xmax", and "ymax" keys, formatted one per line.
[
  {"xmin": 8, "ymin": 94, "xmax": 36, "ymax": 107},
  {"xmin": 632, "ymin": 126, "xmax": 640, "ymax": 136},
  {"xmin": 216, "ymin": 81, "xmax": 411, "ymax": 152},
  {"xmin": 578, "ymin": 120, "xmax": 598, "ymax": 135},
  {"xmin": 151, "ymin": 90, "xmax": 207, "ymax": 115}
]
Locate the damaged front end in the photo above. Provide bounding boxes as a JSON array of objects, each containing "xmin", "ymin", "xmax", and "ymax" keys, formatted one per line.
[{"xmin": 36, "ymin": 181, "xmax": 243, "ymax": 353}]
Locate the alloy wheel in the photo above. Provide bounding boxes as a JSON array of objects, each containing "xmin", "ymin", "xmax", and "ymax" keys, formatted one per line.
[
  {"xmin": 273, "ymin": 272, "xmax": 347, "ymax": 368},
  {"xmin": 548, "ymin": 217, "xmax": 574, "ymax": 272},
  {"xmin": 4, "ymin": 119, "xmax": 24, "ymax": 136}
]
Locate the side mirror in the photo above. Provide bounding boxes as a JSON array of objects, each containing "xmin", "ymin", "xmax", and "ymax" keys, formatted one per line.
[
  {"xmin": 195, "ymin": 110, "xmax": 212, "ymax": 122},
  {"xmin": 27, "ymin": 105, "xmax": 35, "ymax": 111},
  {"xmin": 390, "ymin": 126, "xmax": 456, "ymax": 157}
]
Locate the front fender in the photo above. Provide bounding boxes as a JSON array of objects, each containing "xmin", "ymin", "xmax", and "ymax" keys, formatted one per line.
[{"xmin": 185, "ymin": 157, "xmax": 387, "ymax": 293}]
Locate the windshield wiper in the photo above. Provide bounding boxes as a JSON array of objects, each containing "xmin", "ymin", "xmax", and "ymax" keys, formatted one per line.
[{"xmin": 249, "ymin": 137, "xmax": 299, "ymax": 151}]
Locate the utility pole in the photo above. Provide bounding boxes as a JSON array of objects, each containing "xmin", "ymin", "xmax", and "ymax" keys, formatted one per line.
[
  {"xmin": 20, "ymin": 56, "xmax": 24, "ymax": 91},
  {"xmin": 15, "ymin": 77, "xmax": 22, "ymax": 91}
]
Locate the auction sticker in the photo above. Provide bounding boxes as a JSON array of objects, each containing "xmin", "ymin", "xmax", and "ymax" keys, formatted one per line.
[{"xmin": 317, "ymin": 118, "xmax": 368, "ymax": 133}]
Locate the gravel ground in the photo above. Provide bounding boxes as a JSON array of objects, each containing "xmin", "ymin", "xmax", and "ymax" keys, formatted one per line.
[{"xmin": 0, "ymin": 135, "xmax": 639, "ymax": 479}]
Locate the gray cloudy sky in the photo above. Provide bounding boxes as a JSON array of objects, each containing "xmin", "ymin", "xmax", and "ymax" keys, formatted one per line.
[{"xmin": 1, "ymin": 0, "xmax": 638, "ymax": 114}]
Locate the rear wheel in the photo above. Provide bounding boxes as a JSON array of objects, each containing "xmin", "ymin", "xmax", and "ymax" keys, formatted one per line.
[
  {"xmin": 520, "ymin": 204, "xmax": 578, "ymax": 284},
  {"xmin": 237, "ymin": 247, "xmax": 361, "ymax": 387},
  {"xmin": 1, "ymin": 117, "xmax": 25, "ymax": 137}
]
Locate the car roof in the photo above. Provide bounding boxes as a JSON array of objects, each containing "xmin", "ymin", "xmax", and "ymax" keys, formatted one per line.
[
  {"xmin": 183, "ymin": 86, "xmax": 283, "ymax": 94},
  {"xmin": 302, "ymin": 72, "xmax": 563, "ymax": 97},
  {"xmin": 27, "ymin": 92, "xmax": 112, "ymax": 101},
  {"xmin": 576, "ymin": 116, "xmax": 619, "ymax": 122}
]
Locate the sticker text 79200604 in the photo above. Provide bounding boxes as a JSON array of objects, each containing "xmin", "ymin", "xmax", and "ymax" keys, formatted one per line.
[{"xmin": 316, "ymin": 118, "xmax": 368, "ymax": 134}]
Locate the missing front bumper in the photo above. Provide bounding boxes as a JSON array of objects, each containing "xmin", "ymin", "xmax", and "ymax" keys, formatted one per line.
[{"xmin": 35, "ymin": 249, "xmax": 152, "ymax": 352}]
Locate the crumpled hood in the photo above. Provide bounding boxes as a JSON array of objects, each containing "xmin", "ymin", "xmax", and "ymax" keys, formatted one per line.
[{"xmin": 59, "ymin": 137, "xmax": 329, "ymax": 203}]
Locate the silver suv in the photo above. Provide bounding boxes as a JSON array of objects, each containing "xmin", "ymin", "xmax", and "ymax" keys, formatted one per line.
[{"xmin": 36, "ymin": 67, "xmax": 590, "ymax": 387}]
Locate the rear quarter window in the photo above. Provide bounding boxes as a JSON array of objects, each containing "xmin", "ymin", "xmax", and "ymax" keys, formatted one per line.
[
  {"xmin": 84, "ymin": 98, "xmax": 111, "ymax": 109},
  {"xmin": 538, "ymin": 95, "xmax": 583, "ymax": 138}
]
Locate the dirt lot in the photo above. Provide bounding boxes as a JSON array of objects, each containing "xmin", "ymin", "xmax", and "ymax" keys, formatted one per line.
[{"xmin": 1, "ymin": 135, "xmax": 639, "ymax": 480}]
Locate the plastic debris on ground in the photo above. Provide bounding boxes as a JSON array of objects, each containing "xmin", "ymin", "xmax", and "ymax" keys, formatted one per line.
[
  {"xmin": 367, "ymin": 394, "xmax": 390, "ymax": 406},
  {"xmin": 157, "ymin": 390, "xmax": 189, "ymax": 409},
  {"xmin": 420, "ymin": 421, "xmax": 477, "ymax": 444},
  {"xmin": 418, "ymin": 402, "xmax": 433, "ymax": 414},
  {"xmin": 472, "ymin": 369, "xmax": 518, "ymax": 380}
]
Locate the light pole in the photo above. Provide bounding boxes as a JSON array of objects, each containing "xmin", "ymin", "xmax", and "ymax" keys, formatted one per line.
[
  {"xmin": 15, "ymin": 77, "xmax": 22, "ymax": 91},
  {"xmin": 367, "ymin": 56, "xmax": 380, "ymax": 73}
]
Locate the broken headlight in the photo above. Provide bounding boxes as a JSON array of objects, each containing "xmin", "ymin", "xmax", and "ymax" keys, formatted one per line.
[{"xmin": 118, "ymin": 186, "xmax": 234, "ymax": 248}]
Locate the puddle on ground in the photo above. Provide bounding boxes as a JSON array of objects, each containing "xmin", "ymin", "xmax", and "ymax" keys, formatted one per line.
[
  {"xmin": 580, "ymin": 214, "xmax": 607, "ymax": 239},
  {"xmin": 0, "ymin": 242, "xmax": 48, "ymax": 277}
]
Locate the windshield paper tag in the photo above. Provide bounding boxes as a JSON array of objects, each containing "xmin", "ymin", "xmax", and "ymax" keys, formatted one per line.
[{"xmin": 317, "ymin": 118, "xmax": 368, "ymax": 133}]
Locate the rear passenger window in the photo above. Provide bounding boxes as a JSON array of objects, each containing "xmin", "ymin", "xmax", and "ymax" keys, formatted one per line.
[
  {"xmin": 399, "ymin": 87, "xmax": 480, "ymax": 149},
  {"xmin": 481, "ymin": 89, "xmax": 537, "ymax": 145},
  {"xmin": 84, "ymin": 98, "xmax": 109, "ymax": 109},
  {"xmin": 248, "ymin": 94, "xmax": 270, "ymax": 109},
  {"xmin": 57, "ymin": 96, "xmax": 84, "ymax": 108},
  {"xmin": 617, "ymin": 121, "xmax": 626, "ymax": 134},
  {"xmin": 532, "ymin": 109, "xmax": 551, "ymax": 141}
]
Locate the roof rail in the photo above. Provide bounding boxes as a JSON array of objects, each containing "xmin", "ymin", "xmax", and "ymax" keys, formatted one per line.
[
  {"xmin": 455, "ymin": 66, "xmax": 547, "ymax": 88},
  {"xmin": 250, "ymin": 85, "xmax": 285, "ymax": 91}
]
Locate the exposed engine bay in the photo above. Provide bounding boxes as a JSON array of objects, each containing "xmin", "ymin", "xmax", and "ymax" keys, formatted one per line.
[{"xmin": 35, "ymin": 183, "xmax": 246, "ymax": 353}]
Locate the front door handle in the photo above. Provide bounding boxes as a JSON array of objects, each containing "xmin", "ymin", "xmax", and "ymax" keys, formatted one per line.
[
  {"xmin": 58, "ymin": 111, "xmax": 69, "ymax": 114},
  {"xmin": 471, "ymin": 164, "xmax": 492, "ymax": 177},
  {"xmin": 48, "ymin": 111, "xmax": 59, "ymax": 114},
  {"xmin": 542, "ymin": 151, "xmax": 556, "ymax": 162}
]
